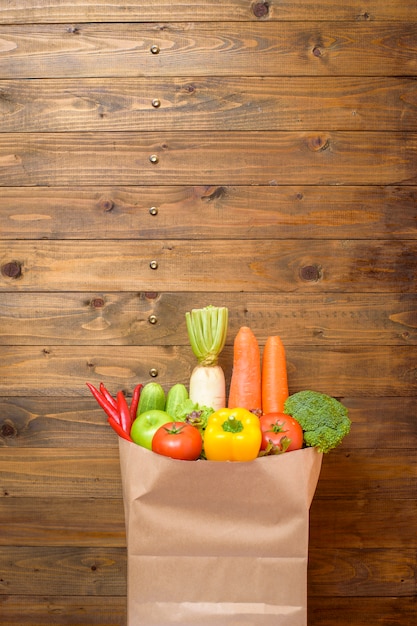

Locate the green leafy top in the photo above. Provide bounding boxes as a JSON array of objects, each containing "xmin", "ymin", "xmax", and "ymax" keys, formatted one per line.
[
  {"xmin": 185, "ymin": 306, "xmax": 228, "ymax": 366},
  {"xmin": 172, "ymin": 399, "xmax": 214, "ymax": 433}
]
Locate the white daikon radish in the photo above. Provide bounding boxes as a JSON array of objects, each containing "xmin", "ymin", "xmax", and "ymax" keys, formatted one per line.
[{"xmin": 185, "ymin": 306, "xmax": 228, "ymax": 411}]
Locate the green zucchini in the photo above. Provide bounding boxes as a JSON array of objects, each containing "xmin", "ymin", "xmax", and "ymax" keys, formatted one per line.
[
  {"xmin": 165, "ymin": 383, "xmax": 189, "ymax": 417},
  {"xmin": 136, "ymin": 382, "xmax": 166, "ymax": 416}
]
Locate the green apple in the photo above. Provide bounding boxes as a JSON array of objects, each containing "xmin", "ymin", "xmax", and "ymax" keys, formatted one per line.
[{"xmin": 130, "ymin": 410, "xmax": 174, "ymax": 450}]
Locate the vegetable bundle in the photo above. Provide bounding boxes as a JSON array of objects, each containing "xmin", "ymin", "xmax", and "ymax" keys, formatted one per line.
[
  {"xmin": 227, "ymin": 326, "xmax": 289, "ymax": 415},
  {"xmin": 86, "ymin": 381, "xmax": 142, "ymax": 441},
  {"xmin": 87, "ymin": 305, "xmax": 351, "ymax": 461}
]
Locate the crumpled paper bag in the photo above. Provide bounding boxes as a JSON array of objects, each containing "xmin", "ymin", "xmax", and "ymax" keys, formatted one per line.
[{"xmin": 119, "ymin": 438, "xmax": 322, "ymax": 625}]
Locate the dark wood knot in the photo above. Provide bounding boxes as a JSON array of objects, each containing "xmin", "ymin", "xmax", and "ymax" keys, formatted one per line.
[
  {"xmin": 299, "ymin": 265, "xmax": 322, "ymax": 282},
  {"xmin": 252, "ymin": 2, "xmax": 269, "ymax": 18},
  {"xmin": 1, "ymin": 261, "xmax": 22, "ymax": 279}
]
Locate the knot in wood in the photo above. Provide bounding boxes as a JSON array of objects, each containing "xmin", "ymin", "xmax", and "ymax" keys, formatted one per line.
[
  {"xmin": 307, "ymin": 135, "xmax": 330, "ymax": 152},
  {"xmin": 1, "ymin": 261, "xmax": 22, "ymax": 279},
  {"xmin": 312, "ymin": 46, "xmax": 324, "ymax": 58},
  {"xmin": 99, "ymin": 198, "xmax": 114, "ymax": 212},
  {"xmin": 299, "ymin": 264, "xmax": 322, "ymax": 282},
  {"xmin": 1, "ymin": 422, "xmax": 17, "ymax": 438},
  {"xmin": 91, "ymin": 298, "xmax": 105, "ymax": 308},
  {"xmin": 252, "ymin": 2, "xmax": 269, "ymax": 18},
  {"xmin": 202, "ymin": 186, "xmax": 227, "ymax": 202}
]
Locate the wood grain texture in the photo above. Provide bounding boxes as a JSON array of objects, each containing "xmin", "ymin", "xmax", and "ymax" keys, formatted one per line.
[
  {"xmin": 0, "ymin": 546, "xmax": 127, "ymax": 596},
  {"xmin": 0, "ymin": 23, "xmax": 416, "ymax": 79},
  {"xmin": 1, "ymin": 239, "xmax": 415, "ymax": 293},
  {"xmin": 2, "ymin": 77, "xmax": 417, "ymax": 132},
  {"xmin": 2, "ymin": 496, "xmax": 415, "ymax": 548},
  {"xmin": 0, "ymin": 346, "xmax": 416, "ymax": 397},
  {"xmin": 2, "ymin": 0, "xmax": 417, "ymax": 23},
  {"xmin": 1, "ymin": 131, "xmax": 416, "ymax": 186},
  {"xmin": 2, "ymin": 396, "xmax": 416, "ymax": 449},
  {"xmin": 1, "ymin": 185, "xmax": 416, "ymax": 240},
  {"xmin": 1, "ymin": 444, "xmax": 409, "ymax": 502},
  {"xmin": 0, "ymin": 397, "xmax": 115, "ymax": 447},
  {"xmin": 1, "ymin": 1, "xmax": 416, "ymax": 623},
  {"xmin": 308, "ymin": 597, "xmax": 417, "ymax": 626},
  {"xmin": 0, "ymin": 448, "xmax": 122, "ymax": 498},
  {"xmin": 0, "ymin": 596, "xmax": 415, "ymax": 626},
  {"xmin": 0, "ymin": 497, "xmax": 126, "ymax": 547},
  {"xmin": 0, "ymin": 545, "xmax": 414, "ymax": 597},
  {"xmin": 315, "ymin": 450, "xmax": 417, "ymax": 499},
  {"xmin": 308, "ymin": 548, "xmax": 417, "ymax": 596},
  {"xmin": 0, "ymin": 595, "xmax": 126, "ymax": 626},
  {"xmin": 310, "ymin": 499, "xmax": 417, "ymax": 548},
  {"xmin": 1, "ymin": 293, "xmax": 416, "ymax": 346}
]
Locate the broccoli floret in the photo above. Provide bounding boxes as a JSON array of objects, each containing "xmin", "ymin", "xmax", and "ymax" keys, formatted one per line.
[{"xmin": 284, "ymin": 390, "xmax": 351, "ymax": 453}]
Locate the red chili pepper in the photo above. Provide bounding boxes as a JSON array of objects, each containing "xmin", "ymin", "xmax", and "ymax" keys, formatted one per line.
[
  {"xmin": 107, "ymin": 416, "xmax": 133, "ymax": 442},
  {"xmin": 86, "ymin": 382, "xmax": 121, "ymax": 425},
  {"xmin": 130, "ymin": 383, "xmax": 143, "ymax": 422},
  {"xmin": 117, "ymin": 390, "xmax": 131, "ymax": 434},
  {"xmin": 99, "ymin": 382, "xmax": 118, "ymax": 410}
]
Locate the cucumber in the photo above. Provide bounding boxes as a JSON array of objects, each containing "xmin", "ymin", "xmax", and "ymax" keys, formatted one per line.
[
  {"xmin": 165, "ymin": 383, "xmax": 189, "ymax": 417},
  {"xmin": 136, "ymin": 382, "xmax": 166, "ymax": 416}
]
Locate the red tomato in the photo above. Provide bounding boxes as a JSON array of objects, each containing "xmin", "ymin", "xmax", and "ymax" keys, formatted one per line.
[
  {"xmin": 259, "ymin": 412, "xmax": 303, "ymax": 452},
  {"xmin": 152, "ymin": 422, "xmax": 203, "ymax": 460}
]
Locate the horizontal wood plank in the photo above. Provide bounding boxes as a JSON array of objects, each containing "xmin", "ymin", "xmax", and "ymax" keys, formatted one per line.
[
  {"xmin": 339, "ymin": 397, "xmax": 417, "ymax": 448},
  {"xmin": 0, "ymin": 595, "xmax": 415, "ymax": 626},
  {"xmin": 0, "ymin": 546, "xmax": 126, "ymax": 596},
  {"xmin": 2, "ymin": 396, "xmax": 416, "ymax": 449},
  {"xmin": 310, "ymin": 498, "xmax": 417, "ymax": 549},
  {"xmin": 0, "ymin": 595, "xmax": 126, "ymax": 626},
  {"xmin": 0, "ymin": 497, "xmax": 126, "ymax": 547},
  {"xmin": 0, "ymin": 345, "xmax": 416, "ymax": 397},
  {"xmin": 0, "ymin": 448, "xmax": 415, "ymax": 499},
  {"xmin": 1, "ymin": 239, "xmax": 415, "ymax": 293},
  {"xmin": 1, "ymin": 185, "xmax": 416, "ymax": 240},
  {"xmin": 1, "ymin": 496, "xmax": 415, "ymax": 549},
  {"xmin": 1, "ymin": 131, "xmax": 416, "ymax": 186},
  {"xmin": 0, "ymin": 23, "xmax": 416, "ymax": 78},
  {"xmin": 1, "ymin": 292, "xmax": 416, "ymax": 346},
  {"xmin": 0, "ymin": 449, "xmax": 122, "ymax": 498},
  {"xmin": 0, "ymin": 545, "xmax": 415, "ymax": 597},
  {"xmin": 2, "ymin": 1, "xmax": 417, "ymax": 23},
  {"xmin": 0, "ymin": 397, "xmax": 114, "ymax": 447},
  {"xmin": 308, "ymin": 597, "xmax": 417, "ymax": 626},
  {"xmin": 0, "ymin": 498, "xmax": 125, "ymax": 548},
  {"xmin": 316, "ymin": 449, "xmax": 417, "ymax": 500},
  {"xmin": 308, "ymin": 548, "xmax": 417, "ymax": 596},
  {"xmin": 1, "ymin": 77, "xmax": 417, "ymax": 132}
]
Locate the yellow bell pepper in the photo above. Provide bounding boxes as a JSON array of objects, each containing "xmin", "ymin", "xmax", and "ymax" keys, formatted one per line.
[{"xmin": 204, "ymin": 407, "xmax": 262, "ymax": 462}]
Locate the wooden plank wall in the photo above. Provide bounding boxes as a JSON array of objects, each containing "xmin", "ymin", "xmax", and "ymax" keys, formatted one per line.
[{"xmin": 1, "ymin": 1, "xmax": 416, "ymax": 624}]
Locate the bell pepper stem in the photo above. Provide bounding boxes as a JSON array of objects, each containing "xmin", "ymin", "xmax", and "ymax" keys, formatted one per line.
[{"xmin": 222, "ymin": 415, "xmax": 244, "ymax": 433}]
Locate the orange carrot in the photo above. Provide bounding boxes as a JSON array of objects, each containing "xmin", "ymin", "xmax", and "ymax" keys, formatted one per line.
[
  {"xmin": 228, "ymin": 326, "xmax": 262, "ymax": 412},
  {"xmin": 261, "ymin": 335, "xmax": 289, "ymax": 414}
]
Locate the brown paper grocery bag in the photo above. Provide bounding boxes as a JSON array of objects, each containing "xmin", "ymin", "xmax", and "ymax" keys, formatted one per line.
[{"xmin": 119, "ymin": 438, "xmax": 322, "ymax": 626}]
